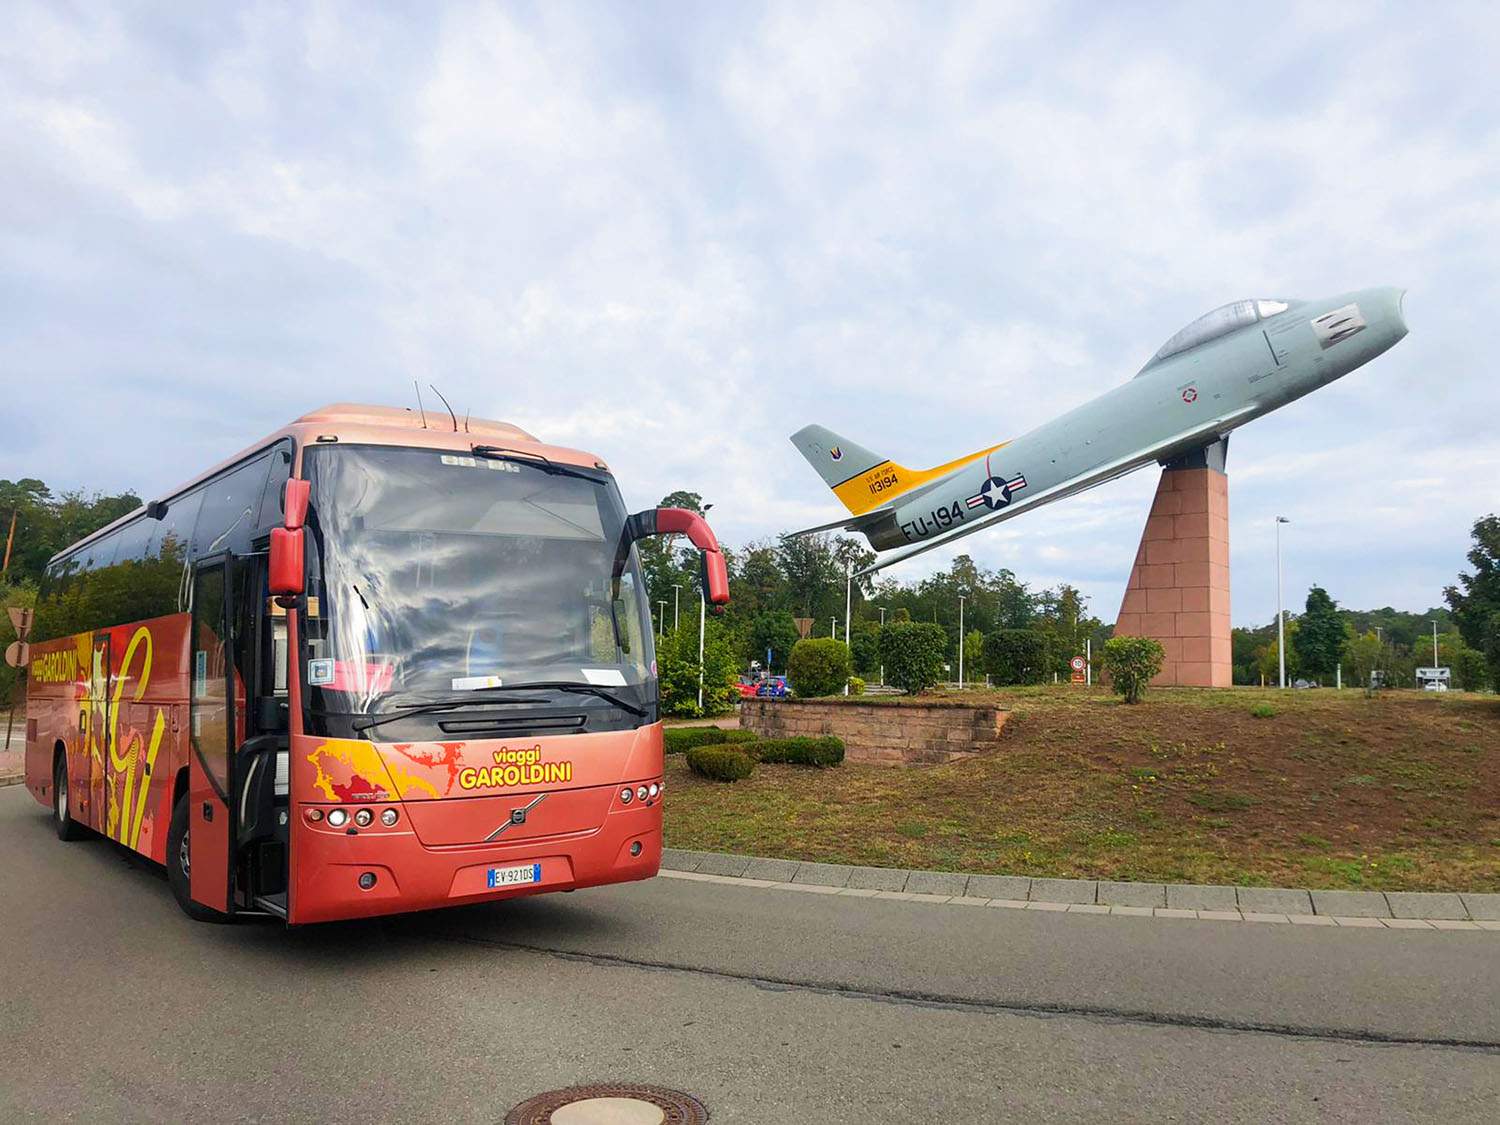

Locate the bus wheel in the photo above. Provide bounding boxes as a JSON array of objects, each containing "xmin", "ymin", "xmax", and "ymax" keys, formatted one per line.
[
  {"xmin": 54, "ymin": 757, "xmax": 85, "ymax": 841},
  {"xmin": 166, "ymin": 793, "xmax": 230, "ymax": 923}
]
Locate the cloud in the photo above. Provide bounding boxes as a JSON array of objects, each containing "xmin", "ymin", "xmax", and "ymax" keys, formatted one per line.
[{"xmin": 2, "ymin": 0, "xmax": 1497, "ymax": 628}]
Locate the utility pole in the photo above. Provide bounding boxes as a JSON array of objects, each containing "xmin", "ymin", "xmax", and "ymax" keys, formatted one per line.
[
  {"xmin": 957, "ymin": 594, "xmax": 966, "ymax": 689},
  {"xmin": 1276, "ymin": 516, "xmax": 1290, "ymax": 688}
]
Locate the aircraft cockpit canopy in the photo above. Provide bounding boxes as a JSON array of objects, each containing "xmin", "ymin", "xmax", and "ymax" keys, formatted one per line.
[{"xmin": 1141, "ymin": 298, "xmax": 1291, "ymax": 372}]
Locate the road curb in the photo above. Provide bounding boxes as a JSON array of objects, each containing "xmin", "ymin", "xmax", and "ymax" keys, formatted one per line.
[
  {"xmin": 0, "ymin": 773, "xmax": 25, "ymax": 789},
  {"xmin": 660, "ymin": 847, "xmax": 1500, "ymax": 923}
]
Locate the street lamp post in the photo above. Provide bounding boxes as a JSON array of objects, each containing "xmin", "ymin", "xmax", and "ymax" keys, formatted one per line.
[
  {"xmin": 957, "ymin": 594, "xmax": 966, "ymax": 689},
  {"xmin": 877, "ymin": 606, "xmax": 886, "ymax": 686},
  {"xmin": 657, "ymin": 600, "xmax": 667, "ymax": 638},
  {"xmin": 1432, "ymin": 620, "xmax": 1439, "ymax": 667},
  {"xmin": 844, "ymin": 561, "xmax": 853, "ymax": 695},
  {"xmin": 696, "ymin": 590, "xmax": 706, "ymax": 712},
  {"xmin": 671, "ymin": 584, "xmax": 682, "ymax": 632},
  {"xmin": 1276, "ymin": 516, "xmax": 1290, "ymax": 689}
]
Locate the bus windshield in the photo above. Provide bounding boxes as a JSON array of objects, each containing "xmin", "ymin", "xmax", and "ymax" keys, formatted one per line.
[{"xmin": 300, "ymin": 445, "xmax": 655, "ymax": 731}]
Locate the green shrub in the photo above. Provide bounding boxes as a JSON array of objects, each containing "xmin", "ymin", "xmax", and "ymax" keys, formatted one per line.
[
  {"xmin": 787, "ymin": 637, "xmax": 852, "ymax": 698},
  {"xmin": 663, "ymin": 727, "xmax": 759, "ymax": 755},
  {"xmin": 743, "ymin": 736, "xmax": 844, "ymax": 767},
  {"xmin": 1102, "ymin": 635, "xmax": 1165, "ymax": 704},
  {"xmin": 983, "ymin": 629, "xmax": 1052, "ymax": 685},
  {"xmin": 685, "ymin": 745, "xmax": 755, "ymax": 782},
  {"xmin": 656, "ymin": 621, "xmax": 739, "ymax": 718},
  {"xmin": 1249, "ymin": 702, "xmax": 1276, "ymax": 719},
  {"xmin": 847, "ymin": 675, "xmax": 865, "ymax": 696},
  {"xmin": 878, "ymin": 621, "xmax": 947, "ymax": 694}
]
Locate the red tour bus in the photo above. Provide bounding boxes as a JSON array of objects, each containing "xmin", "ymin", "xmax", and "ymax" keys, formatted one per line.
[{"xmin": 21, "ymin": 404, "xmax": 728, "ymax": 923}]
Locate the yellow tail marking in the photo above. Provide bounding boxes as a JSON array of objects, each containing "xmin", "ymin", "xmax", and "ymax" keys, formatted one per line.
[{"xmin": 831, "ymin": 442, "xmax": 1009, "ymax": 515}]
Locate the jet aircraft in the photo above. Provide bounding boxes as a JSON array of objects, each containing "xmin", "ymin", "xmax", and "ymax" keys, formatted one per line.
[{"xmin": 789, "ymin": 287, "xmax": 1408, "ymax": 575}]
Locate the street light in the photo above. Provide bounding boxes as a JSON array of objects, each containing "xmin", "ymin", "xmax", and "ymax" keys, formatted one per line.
[
  {"xmin": 957, "ymin": 594, "xmax": 966, "ymax": 689},
  {"xmin": 876, "ymin": 606, "xmax": 886, "ymax": 686},
  {"xmin": 671, "ymin": 584, "xmax": 683, "ymax": 632},
  {"xmin": 657, "ymin": 600, "xmax": 667, "ymax": 638},
  {"xmin": 1432, "ymin": 619, "xmax": 1440, "ymax": 667},
  {"xmin": 1276, "ymin": 516, "xmax": 1290, "ymax": 689}
]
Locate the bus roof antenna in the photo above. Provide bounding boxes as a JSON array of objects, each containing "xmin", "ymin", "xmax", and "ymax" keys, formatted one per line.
[
  {"xmin": 462, "ymin": 405, "xmax": 471, "ymax": 433},
  {"xmin": 413, "ymin": 380, "xmax": 429, "ymax": 429},
  {"xmin": 429, "ymin": 384, "xmax": 459, "ymax": 432}
]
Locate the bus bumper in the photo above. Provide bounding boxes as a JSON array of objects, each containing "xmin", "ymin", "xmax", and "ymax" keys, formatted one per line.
[{"xmin": 287, "ymin": 806, "xmax": 662, "ymax": 924}]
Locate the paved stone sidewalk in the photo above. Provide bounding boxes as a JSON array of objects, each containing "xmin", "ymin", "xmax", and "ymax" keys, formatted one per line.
[{"xmin": 661, "ymin": 848, "xmax": 1500, "ymax": 926}]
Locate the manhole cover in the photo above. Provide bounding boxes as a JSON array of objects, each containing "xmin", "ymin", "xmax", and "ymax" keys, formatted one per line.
[{"xmin": 504, "ymin": 1084, "xmax": 708, "ymax": 1125}]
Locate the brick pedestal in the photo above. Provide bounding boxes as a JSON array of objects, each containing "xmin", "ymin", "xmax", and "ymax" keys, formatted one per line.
[{"xmin": 1114, "ymin": 466, "xmax": 1231, "ymax": 687}]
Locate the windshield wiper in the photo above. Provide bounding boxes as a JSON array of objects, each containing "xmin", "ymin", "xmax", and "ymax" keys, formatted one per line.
[
  {"xmin": 471, "ymin": 681, "xmax": 648, "ymax": 718},
  {"xmin": 471, "ymin": 445, "xmax": 602, "ymax": 483}
]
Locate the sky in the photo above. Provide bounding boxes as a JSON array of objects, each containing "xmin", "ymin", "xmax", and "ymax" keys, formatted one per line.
[{"xmin": 3, "ymin": 1, "xmax": 1498, "ymax": 627}]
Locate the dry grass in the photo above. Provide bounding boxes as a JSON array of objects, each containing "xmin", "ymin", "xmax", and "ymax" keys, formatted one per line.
[{"xmin": 663, "ymin": 686, "xmax": 1500, "ymax": 891}]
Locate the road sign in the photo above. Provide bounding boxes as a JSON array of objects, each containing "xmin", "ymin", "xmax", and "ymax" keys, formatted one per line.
[
  {"xmin": 1069, "ymin": 655, "xmax": 1086, "ymax": 672},
  {"xmin": 5, "ymin": 640, "xmax": 29, "ymax": 668},
  {"xmin": 6, "ymin": 606, "xmax": 33, "ymax": 638}
]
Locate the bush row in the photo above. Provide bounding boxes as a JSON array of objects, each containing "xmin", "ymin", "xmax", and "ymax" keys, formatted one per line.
[
  {"xmin": 680, "ymin": 733, "xmax": 846, "ymax": 780},
  {"xmin": 663, "ymin": 726, "xmax": 760, "ymax": 755}
]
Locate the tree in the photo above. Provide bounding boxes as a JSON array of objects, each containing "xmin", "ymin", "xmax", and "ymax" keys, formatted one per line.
[
  {"xmin": 748, "ymin": 612, "xmax": 801, "ymax": 674},
  {"xmin": 1445, "ymin": 515, "xmax": 1500, "ymax": 652},
  {"xmin": 1487, "ymin": 613, "xmax": 1500, "ymax": 695},
  {"xmin": 787, "ymin": 638, "xmax": 852, "ymax": 698},
  {"xmin": 962, "ymin": 629, "xmax": 984, "ymax": 681},
  {"xmin": 878, "ymin": 621, "xmax": 947, "ymax": 694},
  {"xmin": 983, "ymin": 630, "xmax": 1051, "ymax": 685},
  {"xmin": 1293, "ymin": 585, "xmax": 1344, "ymax": 681},
  {"xmin": 849, "ymin": 625, "xmax": 881, "ymax": 677},
  {"xmin": 655, "ymin": 617, "xmax": 737, "ymax": 718},
  {"xmin": 1102, "ymin": 636, "xmax": 1165, "ymax": 704},
  {"xmin": 1341, "ymin": 630, "xmax": 1384, "ymax": 691}
]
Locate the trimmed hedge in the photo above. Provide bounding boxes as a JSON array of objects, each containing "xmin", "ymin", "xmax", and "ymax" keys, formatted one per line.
[
  {"xmin": 878, "ymin": 621, "xmax": 948, "ymax": 694},
  {"xmin": 685, "ymin": 745, "xmax": 756, "ymax": 782},
  {"xmin": 788, "ymin": 637, "xmax": 852, "ymax": 697},
  {"xmin": 742, "ymin": 735, "xmax": 844, "ymax": 767},
  {"xmin": 664, "ymin": 727, "xmax": 759, "ymax": 755}
]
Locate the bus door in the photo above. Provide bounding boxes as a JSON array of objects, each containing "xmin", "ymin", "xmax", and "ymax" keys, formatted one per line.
[
  {"xmin": 189, "ymin": 555, "xmax": 237, "ymax": 913},
  {"xmin": 86, "ymin": 629, "xmax": 111, "ymax": 833}
]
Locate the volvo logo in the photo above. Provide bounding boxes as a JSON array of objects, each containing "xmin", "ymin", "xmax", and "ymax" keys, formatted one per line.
[{"xmin": 484, "ymin": 792, "xmax": 549, "ymax": 841}]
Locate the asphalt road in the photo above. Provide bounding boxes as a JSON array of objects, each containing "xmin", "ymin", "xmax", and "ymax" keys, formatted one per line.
[{"xmin": 2, "ymin": 787, "xmax": 1497, "ymax": 1123}]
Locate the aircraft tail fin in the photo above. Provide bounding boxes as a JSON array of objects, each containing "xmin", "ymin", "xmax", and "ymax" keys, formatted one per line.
[
  {"xmin": 790, "ymin": 423, "xmax": 1005, "ymax": 516},
  {"xmin": 789, "ymin": 424, "xmax": 895, "ymax": 497}
]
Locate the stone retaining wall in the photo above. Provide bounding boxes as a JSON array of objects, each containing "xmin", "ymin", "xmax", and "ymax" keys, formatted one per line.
[{"xmin": 739, "ymin": 698, "xmax": 1009, "ymax": 765}]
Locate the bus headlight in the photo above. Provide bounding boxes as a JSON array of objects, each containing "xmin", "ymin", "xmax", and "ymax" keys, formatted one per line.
[
  {"xmin": 636, "ymin": 785, "xmax": 649, "ymax": 802},
  {"xmin": 619, "ymin": 787, "xmax": 633, "ymax": 804},
  {"xmin": 327, "ymin": 808, "xmax": 349, "ymax": 828},
  {"xmin": 648, "ymin": 783, "xmax": 660, "ymax": 799},
  {"xmin": 354, "ymin": 808, "xmax": 374, "ymax": 827},
  {"xmin": 380, "ymin": 808, "xmax": 399, "ymax": 827}
]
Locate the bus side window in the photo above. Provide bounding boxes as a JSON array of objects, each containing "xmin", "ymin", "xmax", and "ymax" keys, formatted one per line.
[
  {"xmin": 144, "ymin": 489, "xmax": 203, "ymax": 617},
  {"xmin": 256, "ymin": 442, "xmax": 294, "ymax": 532},
  {"xmin": 194, "ymin": 455, "xmax": 272, "ymax": 559}
]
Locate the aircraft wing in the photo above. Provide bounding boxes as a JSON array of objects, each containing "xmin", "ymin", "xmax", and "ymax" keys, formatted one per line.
[{"xmin": 855, "ymin": 406, "xmax": 1256, "ymax": 576}]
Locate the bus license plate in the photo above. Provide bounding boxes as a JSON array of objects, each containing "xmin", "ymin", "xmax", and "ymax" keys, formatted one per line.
[{"xmin": 487, "ymin": 863, "xmax": 542, "ymax": 889}]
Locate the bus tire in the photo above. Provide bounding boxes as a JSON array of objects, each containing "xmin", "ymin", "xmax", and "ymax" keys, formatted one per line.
[
  {"xmin": 54, "ymin": 756, "xmax": 86, "ymax": 841},
  {"xmin": 166, "ymin": 793, "xmax": 230, "ymax": 923}
]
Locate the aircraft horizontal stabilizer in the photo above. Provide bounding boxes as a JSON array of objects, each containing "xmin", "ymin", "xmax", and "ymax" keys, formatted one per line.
[
  {"xmin": 790, "ymin": 423, "xmax": 1007, "ymax": 517},
  {"xmin": 855, "ymin": 405, "xmax": 1256, "ymax": 576},
  {"xmin": 784, "ymin": 507, "xmax": 896, "ymax": 540}
]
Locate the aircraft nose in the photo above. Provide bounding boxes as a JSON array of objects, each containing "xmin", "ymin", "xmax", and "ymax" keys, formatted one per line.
[{"xmin": 1376, "ymin": 285, "xmax": 1408, "ymax": 341}]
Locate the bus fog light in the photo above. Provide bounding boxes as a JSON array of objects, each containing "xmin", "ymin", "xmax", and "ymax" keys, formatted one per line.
[
  {"xmin": 630, "ymin": 841, "xmax": 642, "ymax": 857},
  {"xmin": 620, "ymin": 787, "xmax": 632, "ymax": 804},
  {"xmin": 305, "ymin": 808, "xmax": 325, "ymax": 823},
  {"xmin": 381, "ymin": 808, "xmax": 399, "ymax": 826},
  {"xmin": 354, "ymin": 808, "xmax": 374, "ymax": 827},
  {"xmin": 327, "ymin": 808, "xmax": 349, "ymax": 828},
  {"xmin": 636, "ymin": 785, "xmax": 649, "ymax": 802},
  {"xmin": 358, "ymin": 872, "xmax": 377, "ymax": 890},
  {"xmin": 648, "ymin": 783, "xmax": 659, "ymax": 799}
]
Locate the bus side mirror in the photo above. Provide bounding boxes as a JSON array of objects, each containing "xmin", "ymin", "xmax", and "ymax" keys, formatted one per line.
[
  {"xmin": 282, "ymin": 479, "xmax": 310, "ymax": 530},
  {"xmin": 269, "ymin": 528, "xmax": 305, "ymax": 597},
  {"xmin": 615, "ymin": 507, "xmax": 730, "ymax": 613}
]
